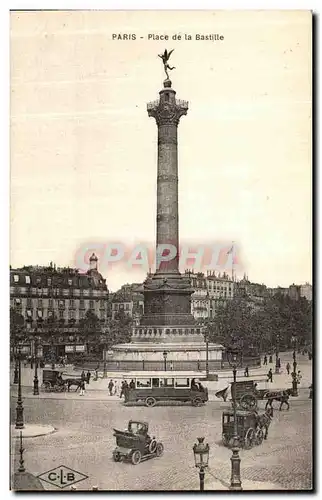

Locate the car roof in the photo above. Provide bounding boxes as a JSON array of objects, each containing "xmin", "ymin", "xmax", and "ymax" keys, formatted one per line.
[{"xmin": 129, "ymin": 420, "xmax": 149, "ymax": 427}]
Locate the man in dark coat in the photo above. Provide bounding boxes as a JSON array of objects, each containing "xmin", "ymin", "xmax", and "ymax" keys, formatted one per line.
[
  {"xmin": 263, "ymin": 355, "xmax": 268, "ymax": 365},
  {"xmin": 108, "ymin": 379, "xmax": 114, "ymax": 396},
  {"xmin": 86, "ymin": 371, "xmax": 91, "ymax": 384},
  {"xmin": 129, "ymin": 379, "xmax": 135, "ymax": 390},
  {"xmin": 267, "ymin": 368, "xmax": 273, "ymax": 383},
  {"xmin": 81, "ymin": 370, "xmax": 86, "ymax": 382}
]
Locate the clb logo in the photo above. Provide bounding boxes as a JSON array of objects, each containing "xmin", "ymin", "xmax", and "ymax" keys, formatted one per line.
[{"xmin": 37, "ymin": 465, "xmax": 88, "ymax": 489}]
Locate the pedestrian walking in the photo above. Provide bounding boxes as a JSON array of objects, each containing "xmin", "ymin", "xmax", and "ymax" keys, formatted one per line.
[
  {"xmin": 297, "ymin": 370, "xmax": 302, "ymax": 384},
  {"xmin": 263, "ymin": 355, "xmax": 267, "ymax": 365},
  {"xmin": 129, "ymin": 379, "xmax": 135, "ymax": 390},
  {"xmin": 79, "ymin": 380, "xmax": 85, "ymax": 396},
  {"xmin": 267, "ymin": 368, "xmax": 273, "ymax": 383},
  {"xmin": 113, "ymin": 381, "xmax": 118, "ymax": 396},
  {"xmin": 81, "ymin": 370, "xmax": 86, "ymax": 382},
  {"xmin": 197, "ymin": 360, "xmax": 201, "ymax": 371},
  {"xmin": 269, "ymin": 355, "xmax": 273, "ymax": 364},
  {"xmin": 108, "ymin": 379, "xmax": 114, "ymax": 396},
  {"xmin": 244, "ymin": 366, "xmax": 249, "ymax": 377},
  {"xmin": 86, "ymin": 371, "xmax": 91, "ymax": 384},
  {"xmin": 286, "ymin": 362, "xmax": 291, "ymax": 375}
]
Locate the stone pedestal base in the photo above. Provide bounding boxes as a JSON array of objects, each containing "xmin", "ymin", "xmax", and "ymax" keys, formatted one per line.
[{"xmin": 105, "ymin": 341, "xmax": 224, "ymax": 372}]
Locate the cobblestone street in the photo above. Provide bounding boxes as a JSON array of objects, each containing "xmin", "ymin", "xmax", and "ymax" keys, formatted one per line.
[{"xmin": 10, "ymin": 395, "xmax": 312, "ymax": 491}]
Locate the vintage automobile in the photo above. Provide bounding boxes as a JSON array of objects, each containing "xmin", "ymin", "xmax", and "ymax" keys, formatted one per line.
[
  {"xmin": 222, "ymin": 409, "xmax": 264, "ymax": 449},
  {"xmin": 41, "ymin": 369, "xmax": 66, "ymax": 392},
  {"xmin": 124, "ymin": 373, "xmax": 208, "ymax": 407},
  {"xmin": 112, "ymin": 420, "xmax": 164, "ymax": 465}
]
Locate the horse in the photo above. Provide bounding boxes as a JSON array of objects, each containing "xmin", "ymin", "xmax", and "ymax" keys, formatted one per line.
[
  {"xmin": 264, "ymin": 389, "xmax": 292, "ymax": 411},
  {"xmin": 64, "ymin": 378, "xmax": 83, "ymax": 392},
  {"xmin": 256, "ymin": 407, "xmax": 274, "ymax": 440}
]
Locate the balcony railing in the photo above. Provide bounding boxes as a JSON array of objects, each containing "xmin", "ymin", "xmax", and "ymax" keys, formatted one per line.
[{"xmin": 147, "ymin": 99, "xmax": 189, "ymax": 111}]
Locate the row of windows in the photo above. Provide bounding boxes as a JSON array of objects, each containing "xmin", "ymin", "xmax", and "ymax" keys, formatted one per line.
[
  {"xmin": 14, "ymin": 298, "xmax": 105, "ymax": 308},
  {"xmin": 25, "ymin": 309, "xmax": 106, "ymax": 320},
  {"xmin": 12, "ymin": 286, "xmax": 105, "ymax": 297},
  {"xmin": 113, "ymin": 303, "xmax": 131, "ymax": 310},
  {"xmin": 13, "ymin": 275, "xmax": 104, "ymax": 288}
]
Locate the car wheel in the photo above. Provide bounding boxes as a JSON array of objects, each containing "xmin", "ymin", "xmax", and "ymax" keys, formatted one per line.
[
  {"xmin": 191, "ymin": 397, "xmax": 202, "ymax": 407},
  {"xmin": 149, "ymin": 439, "xmax": 157, "ymax": 453},
  {"xmin": 145, "ymin": 397, "xmax": 157, "ymax": 407},
  {"xmin": 131, "ymin": 450, "xmax": 141, "ymax": 465},
  {"xmin": 113, "ymin": 451, "xmax": 121, "ymax": 462},
  {"xmin": 156, "ymin": 443, "xmax": 164, "ymax": 457}
]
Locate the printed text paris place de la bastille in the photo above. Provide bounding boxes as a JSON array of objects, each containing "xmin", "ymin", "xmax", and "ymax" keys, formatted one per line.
[{"xmin": 112, "ymin": 33, "xmax": 224, "ymax": 41}]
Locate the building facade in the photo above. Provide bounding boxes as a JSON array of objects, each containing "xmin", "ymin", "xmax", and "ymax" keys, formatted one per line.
[
  {"xmin": 10, "ymin": 254, "xmax": 109, "ymax": 359},
  {"xmin": 111, "ymin": 284, "xmax": 144, "ymax": 325}
]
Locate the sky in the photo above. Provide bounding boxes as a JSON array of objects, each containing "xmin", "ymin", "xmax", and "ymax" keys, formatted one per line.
[{"xmin": 10, "ymin": 10, "xmax": 312, "ymax": 292}]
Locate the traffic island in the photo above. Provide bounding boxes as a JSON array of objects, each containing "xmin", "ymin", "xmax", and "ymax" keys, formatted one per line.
[{"xmin": 11, "ymin": 424, "xmax": 56, "ymax": 438}]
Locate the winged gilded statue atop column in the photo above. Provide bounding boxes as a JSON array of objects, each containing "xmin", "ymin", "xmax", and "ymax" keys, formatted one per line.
[{"xmin": 158, "ymin": 49, "xmax": 175, "ymax": 79}]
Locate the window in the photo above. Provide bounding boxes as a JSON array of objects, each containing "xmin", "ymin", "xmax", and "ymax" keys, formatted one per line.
[
  {"xmin": 38, "ymin": 299, "xmax": 43, "ymax": 308},
  {"xmin": 48, "ymin": 299, "xmax": 53, "ymax": 308},
  {"xmin": 125, "ymin": 303, "xmax": 130, "ymax": 310},
  {"xmin": 68, "ymin": 279, "xmax": 73, "ymax": 286},
  {"xmin": 59, "ymin": 310, "xmax": 64, "ymax": 319},
  {"xmin": 25, "ymin": 276, "xmax": 30, "ymax": 284},
  {"xmin": 165, "ymin": 92, "xmax": 169, "ymax": 102},
  {"xmin": 59, "ymin": 300, "xmax": 65, "ymax": 308},
  {"xmin": 69, "ymin": 299, "xmax": 74, "ymax": 308},
  {"xmin": 161, "ymin": 378, "xmax": 174, "ymax": 388},
  {"xmin": 37, "ymin": 310, "xmax": 43, "ymax": 318},
  {"xmin": 80, "ymin": 299, "xmax": 85, "ymax": 309},
  {"xmin": 120, "ymin": 304, "xmax": 124, "ymax": 309},
  {"xmin": 152, "ymin": 378, "xmax": 159, "ymax": 388},
  {"xmin": 47, "ymin": 278, "xmax": 52, "ymax": 286},
  {"xmin": 79, "ymin": 311, "xmax": 85, "ymax": 320},
  {"xmin": 114, "ymin": 304, "xmax": 119, "ymax": 310},
  {"xmin": 69, "ymin": 310, "xmax": 75, "ymax": 319},
  {"xmin": 26, "ymin": 309, "xmax": 32, "ymax": 318},
  {"xmin": 136, "ymin": 378, "xmax": 152, "ymax": 388},
  {"xmin": 89, "ymin": 300, "xmax": 94, "ymax": 309},
  {"xmin": 175, "ymin": 378, "xmax": 190, "ymax": 388},
  {"xmin": 27, "ymin": 298, "xmax": 32, "ymax": 308},
  {"xmin": 36, "ymin": 277, "xmax": 41, "ymax": 284},
  {"xmin": 14, "ymin": 275, "xmax": 19, "ymax": 283}
]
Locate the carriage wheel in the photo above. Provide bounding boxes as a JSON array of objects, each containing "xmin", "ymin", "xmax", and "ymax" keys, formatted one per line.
[
  {"xmin": 149, "ymin": 439, "xmax": 157, "ymax": 454},
  {"xmin": 240, "ymin": 394, "xmax": 257, "ymax": 410},
  {"xmin": 255, "ymin": 428, "xmax": 264, "ymax": 445},
  {"xmin": 131, "ymin": 450, "xmax": 142, "ymax": 465},
  {"xmin": 191, "ymin": 396, "xmax": 202, "ymax": 407},
  {"xmin": 156, "ymin": 443, "xmax": 164, "ymax": 457},
  {"xmin": 244, "ymin": 428, "xmax": 256, "ymax": 449},
  {"xmin": 145, "ymin": 397, "xmax": 157, "ymax": 407}
]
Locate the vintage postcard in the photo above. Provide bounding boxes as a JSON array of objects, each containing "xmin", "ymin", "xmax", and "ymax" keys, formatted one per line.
[{"xmin": 10, "ymin": 10, "xmax": 312, "ymax": 491}]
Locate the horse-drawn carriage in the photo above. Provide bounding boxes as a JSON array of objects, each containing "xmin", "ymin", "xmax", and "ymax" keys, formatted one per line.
[
  {"xmin": 41, "ymin": 369, "xmax": 66, "ymax": 392},
  {"xmin": 216, "ymin": 380, "xmax": 294, "ymax": 411},
  {"xmin": 41, "ymin": 369, "xmax": 82, "ymax": 393},
  {"xmin": 112, "ymin": 421, "xmax": 164, "ymax": 465},
  {"xmin": 222, "ymin": 408, "xmax": 272, "ymax": 449}
]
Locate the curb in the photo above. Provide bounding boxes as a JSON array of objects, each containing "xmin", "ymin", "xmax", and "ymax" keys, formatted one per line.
[{"xmin": 11, "ymin": 424, "xmax": 56, "ymax": 438}]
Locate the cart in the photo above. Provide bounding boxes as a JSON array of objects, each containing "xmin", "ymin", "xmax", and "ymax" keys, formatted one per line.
[
  {"xmin": 41, "ymin": 369, "xmax": 66, "ymax": 392},
  {"xmin": 222, "ymin": 409, "xmax": 264, "ymax": 449}
]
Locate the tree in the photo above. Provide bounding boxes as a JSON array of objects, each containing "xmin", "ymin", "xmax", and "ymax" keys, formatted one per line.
[
  {"xmin": 78, "ymin": 310, "xmax": 102, "ymax": 354},
  {"xmin": 10, "ymin": 307, "xmax": 25, "ymax": 350}
]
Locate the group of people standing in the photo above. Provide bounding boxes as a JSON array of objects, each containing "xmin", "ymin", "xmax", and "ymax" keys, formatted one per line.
[
  {"xmin": 108, "ymin": 378, "xmax": 136, "ymax": 397},
  {"xmin": 79, "ymin": 370, "xmax": 92, "ymax": 396}
]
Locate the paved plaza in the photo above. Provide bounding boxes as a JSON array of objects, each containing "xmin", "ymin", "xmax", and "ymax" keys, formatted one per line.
[{"xmin": 10, "ymin": 396, "xmax": 312, "ymax": 491}]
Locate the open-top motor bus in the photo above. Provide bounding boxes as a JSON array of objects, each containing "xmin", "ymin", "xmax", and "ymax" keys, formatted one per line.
[{"xmin": 123, "ymin": 372, "xmax": 208, "ymax": 407}]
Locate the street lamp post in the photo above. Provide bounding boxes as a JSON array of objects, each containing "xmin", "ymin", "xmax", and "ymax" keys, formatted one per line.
[
  {"xmin": 292, "ymin": 336, "xmax": 298, "ymax": 396},
  {"xmin": 15, "ymin": 346, "xmax": 24, "ymax": 429},
  {"xmin": 227, "ymin": 341, "xmax": 243, "ymax": 491},
  {"xmin": 275, "ymin": 334, "xmax": 280, "ymax": 374},
  {"xmin": 193, "ymin": 437, "xmax": 210, "ymax": 491},
  {"xmin": 163, "ymin": 351, "xmax": 168, "ymax": 371},
  {"xmin": 33, "ymin": 335, "xmax": 39, "ymax": 396},
  {"xmin": 103, "ymin": 344, "xmax": 107, "ymax": 378},
  {"xmin": 13, "ymin": 346, "xmax": 19, "ymax": 384}
]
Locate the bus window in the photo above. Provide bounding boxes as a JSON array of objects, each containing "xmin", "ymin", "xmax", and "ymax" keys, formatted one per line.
[
  {"xmin": 175, "ymin": 378, "xmax": 190, "ymax": 388},
  {"xmin": 163, "ymin": 378, "xmax": 174, "ymax": 387},
  {"xmin": 152, "ymin": 378, "xmax": 159, "ymax": 388},
  {"xmin": 136, "ymin": 378, "xmax": 151, "ymax": 388}
]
